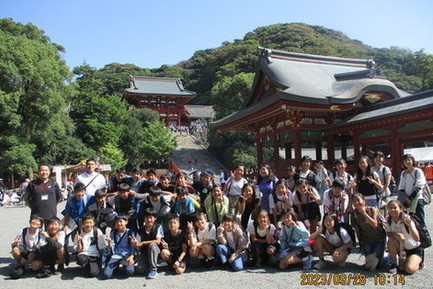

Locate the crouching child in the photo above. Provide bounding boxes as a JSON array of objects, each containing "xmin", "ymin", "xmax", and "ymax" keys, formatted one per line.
[
  {"xmin": 133, "ymin": 208, "xmax": 163, "ymax": 279},
  {"xmin": 74, "ymin": 215, "xmax": 107, "ymax": 277},
  {"xmin": 36, "ymin": 217, "xmax": 67, "ymax": 277},
  {"xmin": 10, "ymin": 215, "xmax": 45, "ymax": 279},
  {"xmin": 160, "ymin": 214, "xmax": 187, "ymax": 274},
  {"xmin": 103, "ymin": 215, "xmax": 136, "ymax": 279}
]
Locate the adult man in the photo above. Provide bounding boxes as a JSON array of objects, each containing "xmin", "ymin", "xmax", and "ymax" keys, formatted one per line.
[
  {"xmin": 108, "ymin": 168, "xmax": 133, "ymax": 194},
  {"xmin": 74, "ymin": 158, "xmax": 107, "ymax": 196},
  {"xmin": 25, "ymin": 164, "xmax": 63, "ymax": 227}
]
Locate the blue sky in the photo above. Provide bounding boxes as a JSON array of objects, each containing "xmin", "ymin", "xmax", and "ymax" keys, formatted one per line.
[{"xmin": 2, "ymin": 0, "xmax": 432, "ymax": 70}]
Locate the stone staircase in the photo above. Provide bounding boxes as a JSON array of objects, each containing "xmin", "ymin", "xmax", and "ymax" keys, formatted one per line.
[{"xmin": 170, "ymin": 133, "xmax": 224, "ymax": 181}]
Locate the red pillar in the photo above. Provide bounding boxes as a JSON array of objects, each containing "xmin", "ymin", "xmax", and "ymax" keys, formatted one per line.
[
  {"xmin": 353, "ymin": 133, "xmax": 360, "ymax": 163},
  {"xmin": 285, "ymin": 143, "xmax": 292, "ymax": 160},
  {"xmin": 273, "ymin": 135, "xmax": 279, "ymax": 161},
  {"xmin": 390, "ymin": 129, "xmax": 402, "ymax": 177},
  {"xmin": 294, "ymin": 129, "xmax": 302, "ymax": 162},
  {"xmin": 341, "ymin": 138, "xmax": 347, "ymax": 161},
  {"xmin": 315, "ymin": 141, "xmax": 322, "ymax": 161},
  {"xmin": 256, "ymin": 136, "xmax": 263, "ymax": 166},
  {"xmin": 326, "ymin": 135, "xmax": 335, "ymax": 163}
]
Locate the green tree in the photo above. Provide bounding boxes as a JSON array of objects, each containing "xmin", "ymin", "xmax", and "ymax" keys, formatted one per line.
[
  {"xmin": 99, "ymin": 142, "xmax": 127, "ymax": 172},
  {"xmin": 71, "ymin": 93, "xmax": 128, "ymax": 151},
  {"xmin": 0, "ymin": 139, "xmax": 37, "ymax": 178},
  {"xmin": 211, "ymin": 72, "xmax": 254, "ymax": 118},
  {"xmin": 0, "ymin": 18, "xmax": 84, "ymax": 179},
  {"xmin": 138, "ymin": 121, "xmax": 177, "ymax": 163},
  {"xmin": 121, "ymin": 108, "xmax": 160, "ymax": 168}
]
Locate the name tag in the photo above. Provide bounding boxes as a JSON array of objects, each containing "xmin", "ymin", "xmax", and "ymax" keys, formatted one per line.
[{"xmin": 41, "ymin": 194, "xmax": 49, "ymax": 201}]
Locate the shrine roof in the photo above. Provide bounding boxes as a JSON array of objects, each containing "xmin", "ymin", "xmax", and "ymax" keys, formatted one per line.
[
  {"xmin": 328, "ymin": 89, "xmax": 433, "ymax": 129},
  {"xmin": 185, "ymin": 105, "xmax": 215, "ymax": 119},
  {"xmin": 125, "ymin": 76, "xmax": 196, "ymax": 97},
  {"xmin": 213, "ymin": 48, "xmax": 408, "ymax": 129},
  {"xmin": 252, "ymin": 47, "xmax": 407, "ymax": 105}
]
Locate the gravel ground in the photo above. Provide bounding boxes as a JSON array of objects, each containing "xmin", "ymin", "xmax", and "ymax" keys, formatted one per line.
[{"xmin": 1, "ymin": 202, "xmax": 432, "ymax": 289}]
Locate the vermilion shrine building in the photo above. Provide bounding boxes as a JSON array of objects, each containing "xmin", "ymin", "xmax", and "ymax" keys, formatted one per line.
[
  {"xmin": 213, "ymin": 48, "xmax": 433, "ymax": 177},
  {"xmin": 124, "ymin": 76, "xmax": 196, "ymax": 127}
]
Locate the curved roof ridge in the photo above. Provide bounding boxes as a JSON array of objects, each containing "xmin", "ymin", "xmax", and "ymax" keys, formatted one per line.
[{"xmin": 258, "ymin": 47, "xmax": 373, "ymax": 68}]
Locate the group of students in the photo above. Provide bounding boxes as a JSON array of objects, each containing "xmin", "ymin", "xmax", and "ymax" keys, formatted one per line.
[{"xmin": 9, "ymin": 152, "xmax": 430, "ymax": 280}]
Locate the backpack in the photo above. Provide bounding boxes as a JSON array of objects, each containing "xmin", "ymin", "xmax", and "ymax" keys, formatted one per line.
[
  {"xmin": 77, "ymin": 227, "xmax": 101, "ymax": 251},
  {"xmin": 414, "ymin": 170, "xmax": 431, "ymax": 205},
  {"xmin": 336, "ymin": 222, "xmax": 357, "ymax": 247},
  {"xmin": 22, "ymin": 227, "xmax": 42, "ymax": 248},
  {"xmin": 194, "ymin": 222, "xmax": 214, "ymax": 241},
  {"xmin": 408, "ymin": 214, "xmax": 431, "ymax": 248}
]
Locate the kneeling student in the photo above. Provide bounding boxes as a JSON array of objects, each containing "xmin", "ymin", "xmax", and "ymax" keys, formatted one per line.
[
  {"xmin": 74, "ymin": 215, "xmax": 107, "ymax": 277},
  {"xmin": 278, "ymin": 210, "xmax": 312, "ymax": 270},
  {"xmin": 188, "ymin": 213, "xmax": 217, "ymax": 266},
  {"xmin": 36, "ymin": 217, "xmax": 67, "ymax": 277},
  {"xmin": 216, "ymin": 214, "xmax": 248, "ymax": 271},
  {"xmin": 133, "ymin": 208, "xmax": 163, "ymax": 279},
  {"xmin": 10, "ymin": 215, "xmax": 45, "ymax": 279},
  {"xmin": 310, "ymin": 213, "xmax": 353, "ymax": 269},
  {"xmin": 103, "ymin": 215, "xmax": 136, "ymax": 279},
  {"xmin": 160, "ymin": 214, "xmax": 187, "ymax": 274},
  {"xmin": 385, "ymin": 200, "xmax": 424, "ymax": 274},
  {"xmin": 247, "ymin": 210, "xmax": 278, "ymax": 266}
]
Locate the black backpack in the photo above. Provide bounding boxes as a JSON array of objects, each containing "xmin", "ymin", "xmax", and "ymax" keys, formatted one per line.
[
  {"xmin": 408, "ymin": 214, "xmax": 431, "ymax": 249},
  {"xmin": 336, "ymin": 222, "xmax": 357, "ymax": 247}
]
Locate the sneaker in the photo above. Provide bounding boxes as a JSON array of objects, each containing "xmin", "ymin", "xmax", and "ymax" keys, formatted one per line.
[
  {"xmin": 10, "ymin": 266, "xmax": 25, "ymax": 279},
  {"xmin": 57, "ymin": 263, "xmax": 64, "ymax": 273},
  {"xmin": 313, "ymin": 260, "xmax": 326, "ymax": 270},
  {"xmin": 49, "ymin": 265, "xmax": 56, "ymax": 275},
  {"xmin": 147, "ymin": 269, "xmax": 158, "ymax": 279},
  {"xmin": 36, "ymin": 267, "xmax": 52, "ymax": 278},
  {"xmin": 389, "ymin": 263, "xmax": 398, "ymax": 274},
  {"xmin": 302, "ymin": 255, "xmax": 313, "ymax": 270}
]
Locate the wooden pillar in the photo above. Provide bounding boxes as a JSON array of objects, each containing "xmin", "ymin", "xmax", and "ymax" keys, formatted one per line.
[
  {"xmin": 294, "ymin": 129, "xmax": 302, "ymax": 161},
  {"xmin": 361, "ymin": 142, "xmax": 368, "ymax": 157},
  {"xmin": 353, "ymin": 134, "xmax": 360, "ymax": 162},
  {"xmin": 390, "ymin": 129, "xmax": 402, "ymax": 177},
  {"xmin": 315, "ymin": 141, "xmax": 322, "ymax": 161},
  {"xmin": 285, "ymin": 143, "xmax": 292, "ymax": 160},
  {"xmin": 273, "ymin": 135, "xmax": 279, "ymax": 161},
  {"xmin": 326, "ymin": 135, "xmax": 335, "ymax": 163},
  {"xmin": 341, "ymin": 138, "xmax": 347, "ymax": 161},
  {"xmin": 256, "ymin": 136, "xmax": 263, "ymax": 165}
]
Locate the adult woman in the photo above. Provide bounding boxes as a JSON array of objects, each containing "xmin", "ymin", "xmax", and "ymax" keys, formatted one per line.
[
  {"xmin": 397, "ymin": 153, "xmax": 427, "ymax": 225},
  {"xmin": 256, "ymin": 164, "xmax": 278, "ymax": 214},
  {"xmin": 223, "ymin": 165, "xmax": 248, "ymax": 215},
  {"xmin": 355, "ymin": 156, "xmax": 383, "ymax": 208}
]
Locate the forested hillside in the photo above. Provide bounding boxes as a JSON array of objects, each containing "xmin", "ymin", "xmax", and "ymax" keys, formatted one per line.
[{"xmin": 1, "ymin": 19, "xmax": 432, "ymax": 178}]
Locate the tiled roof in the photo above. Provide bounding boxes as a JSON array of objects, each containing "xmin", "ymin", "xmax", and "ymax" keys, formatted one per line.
[
  {"xmin": 212, "ymin": 48, "xmax": 408, "ymax": 128},
  {"xmin": 330, "ymin": 89, "xmax": 433, "ymax": 128},
  {"xmin": 185, "ymin": 105, "xmax": 215, "ymax": 119},
  {"xmin": 125, "ymin": 76, "xmax": 196, "ymax": 96},
  {"xmin": 253, "ymin": 47, "xmax": 407, "ymax": 105}
]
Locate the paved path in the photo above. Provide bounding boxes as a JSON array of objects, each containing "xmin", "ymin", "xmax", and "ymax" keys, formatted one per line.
[{"xmin": 1, "ymin": 201, "xmax": 432, "ymax": 289}]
